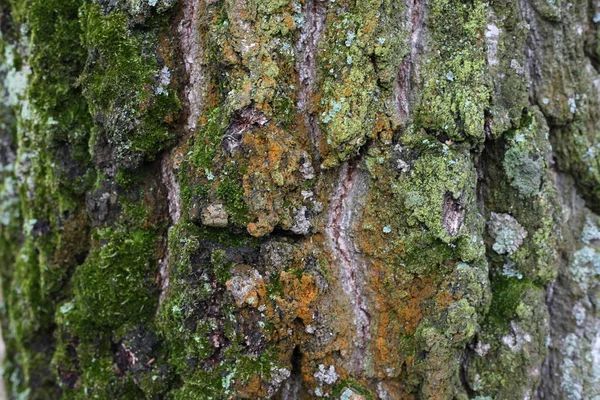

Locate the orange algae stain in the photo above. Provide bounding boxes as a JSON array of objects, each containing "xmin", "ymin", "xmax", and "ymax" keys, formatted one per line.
[
  {"xmin": 240, "ymin": 125, "xmax": 311, "ymax": 236},
  {"xmin": 435, "ymin": 289, "xmax": 457, "ymax": 310},
  {"xmin": 236, "ymin": 374, "xmax": 266, "ymax": 398},
  {"xmin": 276, "ymin": 271, "xmax": 318, "ymax": 323}
]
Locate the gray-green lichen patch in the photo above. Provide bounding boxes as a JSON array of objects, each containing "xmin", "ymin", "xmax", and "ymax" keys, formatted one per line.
[
  {"xmin": 501, "ymin": 110, "xmax": 548, "ymax": 198},
  {"xmin": 488, "ymin": 212, "xmax": 527, "ymax": 255},
  {"xmin": 568, "ymin": 215, "xmax": 600, "ymax": 293},
  {"xmin": 519, "ymin": 0, "xmax": 600, "ymax": 213},
  {"xmin": 385, "ymin": 139, "xmax": 486, "ymax": 272},
  {"xmin": 540, "ymin": 207, "xmax": 600, "ymax": 400},
  {"xmin": 503, "ymin": 146, "xmax": 543, "ymax": 197},
  {"xmin": 481, "ymin": 109, "xmax": 561, "ymax": 284}
]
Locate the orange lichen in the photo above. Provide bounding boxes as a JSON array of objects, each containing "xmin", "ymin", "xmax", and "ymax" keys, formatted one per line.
[
  {"xmin": 235, "ymin": 375, "xmax": 265, "ymax": 398},
  {"xmin": 276, "ymin": 271, "xmax": 318, "ymax": 323},
  {"xmin": 239, "ymin": 125, "xmax": 312, "ymax": 236}
]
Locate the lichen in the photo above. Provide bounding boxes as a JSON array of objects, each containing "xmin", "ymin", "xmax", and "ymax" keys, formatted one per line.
[
  {"xmin": 414, "ymin": 0, "xmax": 490, "ymax": 143},
  {"xmin": 315, "ymin": 0, "xmax": 405, "ymax": 167},
  {"xmin": 503, "ymin": 146, "xmax": 543, "ymax": 197},
  {"xmin": 488, "ymin": 212, "xmax": 528, "ymax": 255}
]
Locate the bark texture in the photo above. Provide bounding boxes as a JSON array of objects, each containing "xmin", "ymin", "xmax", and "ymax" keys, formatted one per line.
[{"xmin": 0, "ymin": 0, "xmax": 599, "ymax": 399}]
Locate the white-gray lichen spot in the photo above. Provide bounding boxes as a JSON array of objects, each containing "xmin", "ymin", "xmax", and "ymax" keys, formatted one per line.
[
  {"xmin": 291, "ymin": 206, "xmax": 311, "ymax": 235},
  {"xmin": 313, "ymin": 364, "xmax": 339, "ymax": 385}
]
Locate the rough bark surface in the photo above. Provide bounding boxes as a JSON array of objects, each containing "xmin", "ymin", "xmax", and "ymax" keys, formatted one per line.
[{"xmin": 0, "ymin": 0, "xmax": 599, "ymax": 399}]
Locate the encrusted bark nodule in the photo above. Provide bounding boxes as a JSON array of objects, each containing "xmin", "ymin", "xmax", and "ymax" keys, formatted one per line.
[{"xmin": 1, "ymin": 0, "xmax": 600, "ymax": 399}]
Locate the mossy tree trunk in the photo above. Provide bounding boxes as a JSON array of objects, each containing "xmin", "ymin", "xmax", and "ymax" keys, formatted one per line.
[{"xmin": 1, "ymin": 0, "xmax": 600, "ymax": 399}]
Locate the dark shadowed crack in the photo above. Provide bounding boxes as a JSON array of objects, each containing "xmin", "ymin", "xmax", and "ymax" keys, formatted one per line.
[
  {"xmin": 278, "ymin": 345, "xmax": 303, "ymax": 399},
  {"xmin": 325, "ymin": 161, "xmax": 371, "ymax": 374}
]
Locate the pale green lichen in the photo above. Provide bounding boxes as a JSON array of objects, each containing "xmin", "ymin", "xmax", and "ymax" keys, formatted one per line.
[
  {"xmin": 415, "ymin": 0, "xmax": 491, "ymax": 142},
  {"xmin": 569, "ymin": 246, "xmax": 600, "ymax": 292},
  {"xmin": 316, "ymin": 0, "xmax": 405, "ymax": 167}
]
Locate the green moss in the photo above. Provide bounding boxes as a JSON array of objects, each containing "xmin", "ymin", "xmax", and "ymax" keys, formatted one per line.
[
  {"xmin": 73, "ymin": 343, "xmax": 145, "ymax": 399},
  {"xmin": 169, "ymin": 346, "xmax": 284, "ymax": 400},
  {"xmin": 486, "ymin": 276, "xmax": 536, "ymax": 328},
  {"xmin": 79, "ymin": 2, "xmax": 180, "ymax": 164},
  {"xmin": 183, "ymin": 107, "xmax": 250, "ymax": 227},
  {"xmin": 154, "ymin": 221, "xmax": 279, "ymax": 397},
  {"xmin": 216, "ymin": 170, "xmax": 249, "ymax": 226},
  {"xmin": 71, "ymin": 227, "xmax": 158, "ymax": 333},
  {"xmin": 190, "ymin": 107, "xmax": 226, "ymax": 170},
  {"xmin": 115, "ymin": 168, "xmax": 142, "ymax": 188},
  {"xmin": 210, "ymin": 249, "xmax": 233, "ymax": 284},
  {"xmin": 4, "ymin": 239, "xmax": 59, "ymax": 397},
  {"xmin": 23, "ymin": 0, "xmax": 92, "ymax": 151}
]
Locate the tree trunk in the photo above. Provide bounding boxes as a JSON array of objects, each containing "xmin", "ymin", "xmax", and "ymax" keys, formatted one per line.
[{"xmin": 1, "ymin": 0, "xmax": 599, "ymax": 398}]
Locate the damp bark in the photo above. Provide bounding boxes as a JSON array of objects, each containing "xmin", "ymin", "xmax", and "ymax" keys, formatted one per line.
[{"xmin": 0, "ymin": 0, "xmax": 599, "ymax": 399}]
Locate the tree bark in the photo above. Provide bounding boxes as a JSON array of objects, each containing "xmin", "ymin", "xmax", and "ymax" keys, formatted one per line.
[{"xmin": 1, "ymin": 0, "xmax": 599, "ymax": 399}]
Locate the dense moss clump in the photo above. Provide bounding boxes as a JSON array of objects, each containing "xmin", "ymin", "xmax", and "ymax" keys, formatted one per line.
[
  {"xmin": 70, "ymin": 227, "xmax": 158, "ymax": 331},
  {"xmin": 79, "ymin": 2, "xmax": 181, "ymax": 167}
]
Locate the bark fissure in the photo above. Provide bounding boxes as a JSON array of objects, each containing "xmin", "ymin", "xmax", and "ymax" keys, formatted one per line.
[
  {"xmin": 179, "ymin": 0, "xmax": 205, "ymax": 131},
  {"xmin": 325, "ymin": 160, "xmax": 371, "ymax": 374},
  {"xmin": 395, "ymin": 0, "xmax": 426, "ymax": 123},
  {"xmin": 296, "ymin": 0, "xmax": 327, "ymax": 162},
  {"xmin": 157, "ymin": 151, "xmax": 181, "ymax": 305}
]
